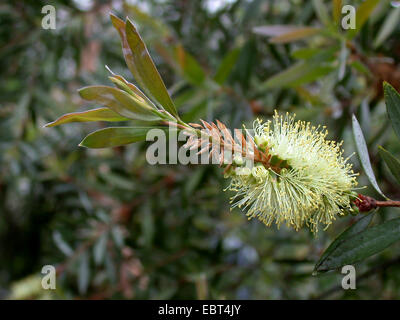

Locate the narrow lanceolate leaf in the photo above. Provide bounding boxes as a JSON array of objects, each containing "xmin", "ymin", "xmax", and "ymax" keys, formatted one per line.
[
  {"xmin": 79, "ymin": 86, "xmax": 161, "ymax": 121},
  {"xmin": 109, "ymin": 75, "xmax": 149, "ymax": 102},
  {"xmin": 79, "ymin": 127, "xmax": 154, "ymax": 148},
  {"xmin": 360, "ymin": 99, "xmax": 371, "ymax": 141},
  {"xmin": 270, "ymin": 27, "xmax": 319, "ymax": 44},
  {"xmin": 214, "ymin": 47, "xmax": 241, "ymax": 85},
  {"xmin": 253, "ymin": 25, "xmax": 296, "ymax": 37},
  {"xmin": 105, "ymin": 66, "xmax": 155, "ymax": 107},
  {"xmin": 263, "ymin": 61, "xmax": 333, "ymax": 88},
  {"xmin": 312, "ymin": 0, "xmax": 331, "ymax": 26},
  {"xmin": 123, "ymin": 2, "xmax": 171, "ymax": 38},
  {"xmin": 78, "ymin": 251, "xmax": 90, "ymax": 295},
  {"xmin": 333, "ymin": 0, "xmax": 342, "ymax": 25},
  {"xmin": 337, "ymin": 40, "xmax": 348, "ymax": 81},
  {"xmin": 93, "ymin": 232, "xmax": 108, "ymax": 265},
  {"xmin": 373, "ymin": 8, "xmax": 400, "ymax": 48},
  {"xmin": 174, "ymin": 44, "xmax": 206, "ymax": 86},
  {"xmin": 44, "ymin": 108, "xmax": 130, "ymax": 127},
  {"xmin": 253, "ymin": 25, "xmax": 319, "ymax": 43},
  {"xmin": 378, "ymin": 146, "xmax": 400, "ymax": 186},
  {"xmin": 350, "ymin": 60, "xmax": 370, "ymax": 75},
  {"xmin": 291, "ymin": 48, "xmax": 320, "ymax": 60},
  {"xmin": 348, "ymin": 0, "xmax": 380, "ymax": 39},
  {"xmin": 315, "ymin": 217, "xmax": 400, "ymax": 272},
  {"xmin": 383, "ymin": 82, "xmax": 400, "ymax": 140},
  {"xmin": 263, "ymin": 47, "xmax": 337, "ymax": 88},
  {"xmin": 110, "ymin": 14, "xmax": 178, "ymax": 118},
  {"xmin": 314, "ymin": 212, "xmax": 375, "ymax": 273},
  {"xmin": 352, "ymin": 115, "xmax": 387, "ymax": 199}
]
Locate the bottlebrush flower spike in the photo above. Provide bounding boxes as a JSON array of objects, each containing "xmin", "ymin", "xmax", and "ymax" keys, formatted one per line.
[
  {"xmin": 46, "ymin": 14, "xmax": 361, "ymax": 234},
  {"xmin": 219, "ymin": 111, "xmax": 358, "ymax": 233}
]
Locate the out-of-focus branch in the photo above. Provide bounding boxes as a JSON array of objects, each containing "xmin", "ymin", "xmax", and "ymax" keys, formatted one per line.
[{"xmin": 313, "ymin": 256, "xmax": 400, "ymax": 300}]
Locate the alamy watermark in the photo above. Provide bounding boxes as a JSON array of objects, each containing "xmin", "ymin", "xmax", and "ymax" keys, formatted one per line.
[
  {"xmin": 41, "ymin": 265, "xmax": 56, "ymax": 290},
  {"xmin": 41, "ymin": 5, "xmax": 56, "ymax": 30},
  {"xmin": 341, "ymin": 265, "xmax": 356, "ymax": 290},
  {"xmin": 40, "ymin": 3, "xmax": 357, "ymax": 31},
  {"xmin": 341, "ymin": 5, "xmax": 356, "ymax": 30}
]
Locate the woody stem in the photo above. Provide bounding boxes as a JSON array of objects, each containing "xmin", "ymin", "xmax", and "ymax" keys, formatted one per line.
[
  {"xmin": 375, "ymin": 200, "xmax": 400, "ymax": 208},
  {"xmin": 354, "ymin": 194, "xmax": 400, "ymax": 212}
]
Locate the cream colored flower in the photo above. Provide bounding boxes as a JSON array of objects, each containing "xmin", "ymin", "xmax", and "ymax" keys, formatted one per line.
[{"xmin": 225, "ymin": 111, "xmax": 358, "ymax": 233}]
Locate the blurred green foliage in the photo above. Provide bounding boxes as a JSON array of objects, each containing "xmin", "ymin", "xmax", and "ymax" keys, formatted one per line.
[{"xmin": 2, "ymin": 0, "xmax": 400, "ymax": 299}]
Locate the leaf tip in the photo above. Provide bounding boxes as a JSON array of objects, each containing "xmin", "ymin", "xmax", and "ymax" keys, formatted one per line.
[
  {"xmin": 125, "ymin": 17, "xmax": 139, "ymax": 33},
  {"xmin": 77, "ymin": 86, "xmax": 91, "ymax": 99},
  {"xmin": 105, "ymin": 65, "xmax": 114, "ymax": 75},
  {"xmin": 109, "ymin": 12, "xmax": 120, "ymax": 22},
  {"xmin": 383, "ymin": 81, "xmax": 397, "ymax": 96},
  {"xmin": 383, "ymin": 81, "xmax": 391, "ymax": 88}
]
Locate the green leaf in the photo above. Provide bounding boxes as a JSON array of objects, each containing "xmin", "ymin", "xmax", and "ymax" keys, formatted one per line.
[
  {"xmin": 111, "ymin": 226, "xmax": 124, "ymax": 248},
  {"xmin": 360, "ymin": 99, "xmax": 371, "ymax": 141},
  {"xmin": 373, "ymin": 7, "xmax": 400, "ymax": 48},
  {"xmin": 291, "ymin": 47, "xmax": 320, "ymax": 60},
  {"xmin": 253, "ymin": 25, "xmax": 319, "ymax": 43},
  {"xmin": 93, "ymin": 232, "xmax": 108, "ymax": 266},
  {"xmin": 184, "ymin": 167, "xmax": 205, "ymax": 197},
  {"xmin": 123, "ymin": 3, "xmax": 171, "ymax": 38},
  {"xmin": 79, "ymin": 127, "xmax": 155, "ymax": 148},
  {"xmin": 78, "ymin": 251, "xmax": 90, "ymax": 295},
  {"xmin": 263, "ymin": 61, "xmax": 333, "ymax": 88},
  {"xmin": 350, "ymin": 60, "xmax": 370, "ymax": 75},
  {"xmin": 312, "ymin": 0, "xmax": 331, "ymax": 26},
  {"xmin": 110, "ymin": 14, "xmax": 178, "ymax": 118},
  {"xmin": 181, "ymin": 99, "xmax": 208, "ymax": 123},
  {"xmin": 79, "ymin": 85, "xmax": 161, "ymax": 121},
  {"xmin": 348, "ymin": 0, "xmax": 380, "ymax": 39},
  {"xmin": 295, "ymin": 87, "xmax": 324, "ymax": 106},
  {"xmin": 263, "ymin": 47, "xmax": 337, "ymax": 88},
  {"xmin": 174, "ymin": 44, "xmax": 206, "ymax": 86},
  {"xmin": 378, "ymin": 146, "xmax": 400, "ymax": 186},
  {"xmin": 263, "ymin": 62, "xmax": 308, "ymax": 88},
  {"xmin": 140, "ymin": 201, "xmax": 154, "ymax": 247},
  {"xmin": 214, "ymin": 47, "xmax": 241, "ymax": 85},
  {"xmin": 315, "ymin": 217, "xmax": 400, "ymax": 271},
  {"xmin": 290, "ymin": 66, "xmax": 334, "ymax": 86},
  {"xmin": 99, "ymin": 172, "xmax": 135, "ymax": 191},
  {"xmin": 44, "ymin": 108, "xmax": 130, "ymax": 127},
  {"xmin": 333, "ymin": 0, "xmax": 342, "ymax": 25},
  {"xmin": 106, "ymin": 67, "xmax": 156, "ymax": 107},
  {"xmin": 270, "ymin": 28, "xmax": 320, "ymax": 44},
  {"xmin": 314, "ymin": 212, "xmax": 375, "ymax": 273},
  {"xmin": 253, "ymin": 25, "xmax": 302, "ymax": 37},
  {"xmin": 52, "ymin": 231, "xmax": 74, "ymax": 257},
  {"xmin": 337, "ymin": 40, "xmax": 348, "ymax": 81},
  {"xmin": 383, "ymin": 82, "xmax": 400, "ymax": 140},
  {"xmin": 352, "ymin": 114, "xmax": 387, "ymax": 199}
]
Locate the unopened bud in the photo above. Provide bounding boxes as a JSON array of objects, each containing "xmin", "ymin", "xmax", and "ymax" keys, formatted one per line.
[
  {"xmin": 254, "ymin": 135, "xmax": 268, "ymax": 150},
  {"xmin": 233, "ymin": 155, "xmax": 244, "ymax": 166}
]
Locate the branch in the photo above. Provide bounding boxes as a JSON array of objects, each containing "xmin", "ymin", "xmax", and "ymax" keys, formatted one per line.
[
  {"xmin": 354, "ymin": 194, "xmax": 400, "ymax": 212},
  {"xmin": 376, "ymin": 200, "xmax": 400, "ymax": 208}
]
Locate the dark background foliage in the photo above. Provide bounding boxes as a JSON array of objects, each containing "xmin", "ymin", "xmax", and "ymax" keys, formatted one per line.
[{"xmin": 1, "ymin": 0, "xmax": 400, "ymax": 299}]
